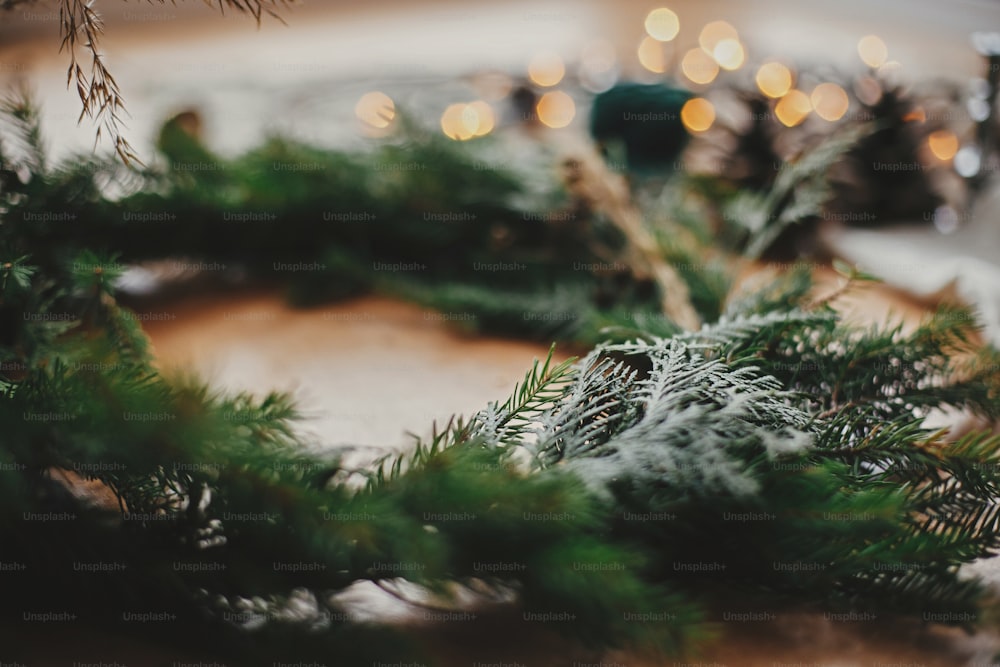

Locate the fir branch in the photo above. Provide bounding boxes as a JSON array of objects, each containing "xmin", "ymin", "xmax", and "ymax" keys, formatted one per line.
[
  {"xmin": 529, "ymin": 349, "xmax": 639, "ymax": 467},
  {"xmin": 50, "ymin": 0, "xmax": 292, "ymax": 163},
  {"xmin": 0, "ymin": 254, "xmax": 35, "ymax": 297},
  {"xmin": 467, "ymin": 343, "xmax": 576, "ymax": 448},
  {"xmin": 532, "ymin": 338, "xmax": 814, "ymax": 501},
  {"xmin": 724, "ymin": 123, "xmax": 875, "ymax": 259}
]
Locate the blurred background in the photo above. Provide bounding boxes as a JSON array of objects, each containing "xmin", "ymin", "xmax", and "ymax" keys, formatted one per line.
[
  {"xmin": 0, "ymin": 0, "xmax": 995, "ymax": 157},
  {"xmin": 1, "ymin": 0, "xmax": 997, "ymax": 443},
  {"xmin": 2, "ymin": 2, "xmax": 1000, "ymax": 663}
]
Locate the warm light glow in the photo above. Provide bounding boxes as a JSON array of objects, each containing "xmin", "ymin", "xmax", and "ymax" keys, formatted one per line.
[
  {"xmin": 355, "ymin": 92, "xmax": 395, "ymax": 130},
  {"xmin": 755, "ymin": 62, "xmax": 793, "ymax": 98},
  {"xmin": 638, "ymin": 36, "xmax": 668, "ymax": 73},
  {"xmin": 460, "ymin": 106, "xmax": 478, "ymax": 135},
  {"xmin": 681, "ymin": 97, "xmax": 715, "ymax": 133},
  {"xmin": 810, "ymin": 83, "xmax": 849, "ymax": 121},
  {"xmin": 441, "ymin": 103, "xmax": 475, "ymax": 140},
  {"xmin": 528, "ymin": 52, "xmax": 565, "ymax": 87},
  {"xmin": 467, "ymin": 100, "xmax": 495, "ymax": 136},
  {"xmin": 698, "ymin": 20, "xmax": 739, "ymax": 53},
  {"xmin": 645, "ymin": 7, "xmax": 680, "ymax": 42},
  {"xmin": 927, "ymin": 130, "xmax": 959, "ymax": 161},
  {"xmin": 536, "ymin": 91, "xmax": 576, "ymax": 128},
  {"xmin": 858, "ymin": 35, "xmax": 888, "ymax": 68},
  {"xmin": 441, "ymin": 101, "xmax": 496, "ymax": 140},
  {"xmin": 774, "ymin": 89, "xmax": 812, "ymax": 127},
  {"xmin": 712, "ymin": 38, "xmax": 745, "ymax": 70},
  {"xmin": 681, "ymin": 47, "xmax": 718, "ymax": 85},
  {"xmin": 903, "ymin": 107, "xmax": 927, "ymax": 123}
]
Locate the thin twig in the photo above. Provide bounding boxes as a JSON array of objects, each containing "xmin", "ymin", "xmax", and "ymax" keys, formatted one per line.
[
  {"xmin": 561, "ymin": 151, "xmax": 702, "ymax": 331},
  {"xmin": 51, "ymin": 0, "xmax": 292, "ymax": 164}
]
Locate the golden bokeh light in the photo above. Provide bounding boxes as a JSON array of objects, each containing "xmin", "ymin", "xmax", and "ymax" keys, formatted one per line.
[
  {"xmin": 441, "ymin": 101, "xmax": 496, "ymax": 140},
  {"xmin": 645, "ymin": 7, "xmax": 680, "ymax": 42},
  {"xmin": 712, "ymin": 38, "xmax": 745, "ymax": 70},
  {"xmin": 681, "ymin": 47, "xmax": 719, "ymax": 85},
  {"xmin": 774, "ymin": 89, "xmax": 812, "ymax": 127},
  {"xmin": 810, "ymin": 83, "xmax": 850, "ymax": 121},
  {"xmin": 927, "ymin": 130, "xmax": 959, "ymax": 161},
  {"xmin": 755, "ymin": 62, "xmax": 793, "ymax": 98},
  {"xmin": 698, "ymin": 20, "xmax": 739, "ymax": 53},
  {"xmin": 680, "ymin": 97, "xmax": 715, "ymax": 133},
  {"xmin": 355, "ymin": 91, "xmax": 396, "ymax": 130},
  {"xmin": 638, "ymin": 36, "xmax": 668, "ymax": 73},
  {"xmin": 441, "ymin": 103, "xmax": 475, "ymax": 141},
  {"xmin": 536, "ymin": 91, "xmax": 576, "ymax": 128},
  {"xmin": 528, "ymin": 51, "xmax": 565, "ymax": 87},
  {"xmin": 858, "ymin": 35, "xmax": 888, "ymax": 68},
  {"xmin": 903, "ymin": 107, "xmax": 927, "ymax": 123},
  {"xmin": 467, "ymin": 100, "xmax": 495, "ymax": 136}
]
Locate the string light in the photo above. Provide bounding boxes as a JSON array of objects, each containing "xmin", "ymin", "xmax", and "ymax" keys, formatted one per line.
[
  {"xmin": 644, "ymin": 7, "xmax": 680, "ymax": 42},
  {"xmin": 902, "ymin": 107, "xmax": 927, "ymax": 123},
  {"xmin": 441, "ymin": 101, "xmax": 496, "ymax": 140},
  {"xmin": 712, "ymin": 38, "xmax": 745, "ymax": 70},
  {"xmin": 810, "ymin": 83, "xmax": 849, "ymax": 121},
  {"xmin": 681, "ymin": 47, "xmax": 718, "ymax": 85},
  {"xmin": 355, "ymin": 92, "xmax": 396, "ymax": 131},
  {"xmin": 441, "ymin": 104, "xmax": 475, "ymax": 140},
  {"xmin": 755, "ymin": 62, "xmax": 793, "ymax": 98},
  {"xmin": 681, "ymin": 97, "xmax": 715, "ymax": 133},
  {"xmin": 467, "ymin": 101, "xmax": 496, "ymax": 136},
  {"xmin": 927, "ymin": 130, "xmax": 959, "ymax": 161},
  {"xmin": 528, "ymin": 52, "xmax": 565, "ymax": 87},
  {"xmin": 774, "ymin": 89, "xmax": 811, "ymax": 127},
  {"xmin": 536, "ymin": 91, "xmax": 576, "ymax": 128},
  {"xmin": 638, "ymin": 36, "xmax": 668, "ymax": 73},
  {"xmin": 698, "ymin": 20, "xmax": 739, "ymax": 53},
  {"xmin": 858, "ymin": 35, "xmax": 888, "ymax": 68}
]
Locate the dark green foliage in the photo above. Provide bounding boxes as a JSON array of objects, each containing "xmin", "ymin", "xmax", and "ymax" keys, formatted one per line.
[
  {"xmin": 827, "ymin": 82, "xmax": 944, "ymax": 223},
  {"xmin": 435, "ymin": 268, "xmax": 1000, "ymax": 627},
  {"xmin": 1, "ymin": 98, "xmax": 729, "ymax": 339},
  {"xmin": 721, "ymin": 123, "xmax": 875, "ymax": 259},
  {"xmin": 0, "ymin": 275, "xmax": 700, "ymax": 659},
  {"xmin": 440, "ymin": 279, "xmax": 1000, "ymax": 623},
  {"xmin": 3, "ymin": 93, "xmax": 1000, "ymax": 663},
  {"xmin": 0, "ymin": 224, "xmax": 699, "ymax": 662}
]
